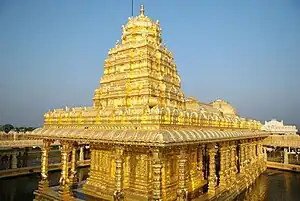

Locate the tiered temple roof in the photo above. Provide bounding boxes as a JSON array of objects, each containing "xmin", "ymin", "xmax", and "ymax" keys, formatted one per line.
[{"xmin": 30, "ymin": 5, "xmax": 266, "ymax": 144}]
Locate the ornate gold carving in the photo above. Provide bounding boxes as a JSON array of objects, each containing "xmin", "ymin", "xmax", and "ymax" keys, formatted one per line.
[
  {"xmin": 152, "ymin": 148, "xmax": 162, "ymax": 201},
  {"xmin": 31, "ymin": 4, "xmax": 270, "ymax": 201},
  {"xmin": 69, "ymin": 144, "xmax": 78, "ymax": 188},
  {"xmin": 39, "ymin": 140, "xmax": 51, "ymax": 189},
  {"xmin": 207, "ymin": 143, "xmax": 217, "ymax": 197},
  {"xmin": 59, "ymin": 142, "xmax": 71, "ymax": 185},
  {"xmin": 197, "ymin": 145, "xmax": 204, "ymax": 182},
  {"xmin": 58, "ymin": 141, "xmax": 72, "ymax": 199},
  {"xmin": 114, "ymin": 146, "xmax": 124, "ymax": 201},
  {"xmin": 177, "ymin": 148, "xmax": 188, "ymax": 201},
  {"xmin": 219, "ymin": 142, "xmax": 227, "ymax": 189},
  {"xmin": 230, "ymin": 142, "xmax": 237, "ymax": 186}
]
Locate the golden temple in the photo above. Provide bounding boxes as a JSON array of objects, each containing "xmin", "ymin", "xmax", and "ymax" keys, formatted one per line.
[{"xmin": 28, "ymin": 5, "xmax": 269, "ymax": 201}]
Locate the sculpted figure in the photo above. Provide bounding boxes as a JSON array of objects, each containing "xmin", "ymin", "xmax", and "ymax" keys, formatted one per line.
[{"xmin": 113, "ymin": 190, "xmax": 124, "ymax": 201}]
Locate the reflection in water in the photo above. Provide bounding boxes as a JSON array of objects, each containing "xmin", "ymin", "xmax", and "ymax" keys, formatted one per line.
[
  {"xmin": 0, "ymin": 167, "xmax": 89, "ymax": 201},
  {"xmin": 0, "ymin": 168, "xmax": 300, "ymax": 201},
  {"xmin": 235, "ymin": 172, "xmax": 268, "ymax": 201},
  {"xmin": 235, "ymin": 169, "xmax": 300, "ymax": 201}
]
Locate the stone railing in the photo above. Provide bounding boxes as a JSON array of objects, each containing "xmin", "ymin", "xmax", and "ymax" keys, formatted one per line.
[
  {"xmin": 263, "ymin": 135, "xmax": 300, "ymax": 148},
  {"xmin": 0, "ymin": 139, "xmax": 44, "ymax": 148},
  {"xmin": 0, "ymin": 133, "xmax": 29, "ymax": 141},
  {"xmin": 0, "ymin": 138, "xmax": 61, "ymax": 148}
]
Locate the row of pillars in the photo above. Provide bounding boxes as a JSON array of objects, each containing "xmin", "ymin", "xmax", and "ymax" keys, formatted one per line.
[
  {"xmin": 262, "ymin": 146, "xmax": 290, "ymax": 165},
  {"xmin": 110, "ymin": 139, "xmax": 265, "ymax": 200},
  {"xmin": 37, "ymin": 140, "xmax": 86, "ymax": 200},
  {"xmin": 0, "ymin": 150, "xmax": 28, "ymax": 170},
  {"xmin": 36, "ymin": 139, "xmax": 265, "ymax": 201}
]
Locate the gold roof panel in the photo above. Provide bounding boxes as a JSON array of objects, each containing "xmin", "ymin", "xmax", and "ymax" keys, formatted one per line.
[{"xmin": 28, "ymin": 128, "xmax": 267, "ymax": 146}]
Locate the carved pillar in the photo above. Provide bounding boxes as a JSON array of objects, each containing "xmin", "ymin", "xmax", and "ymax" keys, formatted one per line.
[
  {"xmin": 58, "ymin": 141, "xmax": 72, "ymax": 199},
  {"xmin": 225, "ymin": 143, "xmax": 231, "ymax": 188},
  {"xmin": 69, "ymin": 144, "xmax": 78, "ymax": 188},
  {"xmin": 230, "ymin": 142, "xmax": 237, "ymax": 185},
  {"xmin": 263, "ymin": 147, "xmax": 267, "ymax": 161},
  {"xmin": 257, "ymin": 139, "xmax": 263, "ymax": 176},
  {"xmin": 244, "ymin": 140, "xmax": 251, "ymax": 184},
  {"xmin": 252, "ymin": 141, "xmax": 256, "ymax": 162},
  {"xmin": 39, "ymin": 140, "xmax": 51, "ymax": 189},
  {"xmin": 90, "ymin": 149, "xmax": 95, "ymax": 172},
  {"xmin": 219, "ymin": 143, "xmax": 226, "ymax": 189},
  {"xmin": 284, "ymin": 147, "xmax": 289, "ymax": 165},
  {"xmin": 114, "ymin": 146, "xmax": 124, "ymax": 201},
  {"xmin": 239, "ymin": 142, "xmax": 245, "ymax": 174},
  {"xmin": 11, "ymin": 151, "xmax": 17, "ymax": 169},
  {"xmin": 258, "ymin": 142, "xmax": 263, "ymax": 159},
  {"xmin": 94, "ymin": 149, "xmax": 99, "ymax": 178},
  {"xmin": 253, "ymin": 141, "xmax": 257, "ymax": 160},
  {"xmin": 243, "ymin": 141, "xmax": 249, "ymax": 176},
  {"xmin": 249, "ymin": 140, "xmax": 255, "ymax": 182},
  {"xmin": 79, "ymin": 147, "xmax": 84, "ymax": 162},
  {"xmin": 207, "ymin": 143, "xmax": 216, "ymax": 197},
  {"xmin": 152, "ymin": 148, "xmax": 162, "ymax": 201},
  {"xmin": 177, "ymin": 147, "xmax": 188, "ymax": 201},
  {"xmin": 248, "ymin": 141, "xmax": 252, "ymax": 162},
  {"xmin": 197, "ymin": 145, "xmax": 204, "ymax": 182},
  {"xmin": 258, "ymin": 141, "xmax": 264, "ymax": 173},
  {"xmin": 244, "ymin": 141, "xmax": 250, "ymax": 165},
  {"xmin": 262, "ymin": 143, "xmax": 267, "ymax": 171}
]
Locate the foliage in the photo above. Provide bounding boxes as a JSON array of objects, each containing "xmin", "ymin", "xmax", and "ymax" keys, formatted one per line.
[
  {"xmin": 0, "ymin": 124, "xmax": 36, "ymax": 133},
  {"xmin": 2, "ymin": 124, "xmax": 14, "ymax": 133}
]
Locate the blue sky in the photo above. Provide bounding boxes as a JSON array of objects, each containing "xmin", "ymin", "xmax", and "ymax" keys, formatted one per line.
[{"xmin": 0, "ymin": 0, "xmax": 299, "ymax": 128}]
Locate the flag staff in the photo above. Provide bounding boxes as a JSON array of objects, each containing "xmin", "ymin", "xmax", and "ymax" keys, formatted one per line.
[{"xmin": 131, "ymin": 0, "xmax": 134, "ymax": 16}]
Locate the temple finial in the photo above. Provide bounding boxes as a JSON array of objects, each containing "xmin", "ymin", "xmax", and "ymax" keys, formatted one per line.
[{"xmin": 140, "ymin": 4, "xmax": 144, "ymax": 16}]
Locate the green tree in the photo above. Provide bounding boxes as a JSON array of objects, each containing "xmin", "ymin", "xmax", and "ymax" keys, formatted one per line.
[{"xmin": 3, "ymin": 124, "xmax": 14, "ymax": 133}]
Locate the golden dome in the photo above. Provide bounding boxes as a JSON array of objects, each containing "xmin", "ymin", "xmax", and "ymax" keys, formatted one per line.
[
  {"xmin": 121, "ymin": 5, "xmax": 162, "ymax": 45},
  {"xmin": 210, "ymin": 98, "xmax": 237, "ymax": 116}
]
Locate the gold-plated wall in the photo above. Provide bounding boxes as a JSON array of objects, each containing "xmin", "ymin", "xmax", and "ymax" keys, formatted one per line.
[{"xmin": 79, "ymin": 138, "xmax": 266, "ymax": 201}]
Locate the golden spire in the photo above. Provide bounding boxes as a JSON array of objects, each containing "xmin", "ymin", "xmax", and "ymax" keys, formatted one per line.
[{"xmin": 140, "ymin": 4, "xmax": 145, "ymax": 16}]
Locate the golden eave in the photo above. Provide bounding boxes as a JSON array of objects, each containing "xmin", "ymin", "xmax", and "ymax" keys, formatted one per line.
[{"xmin": 27, "ymin": 127, "xmax": 269, "ymax": 147}]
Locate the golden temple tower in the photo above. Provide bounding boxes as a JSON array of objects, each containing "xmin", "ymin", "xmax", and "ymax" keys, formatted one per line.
[
  {"xmin": 92, "ymin": 4, "xmax": 185, "ymax": 128},
  {"xmin": 30, "ymin": 5, "xmax": 269, "ymax": 201}
]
